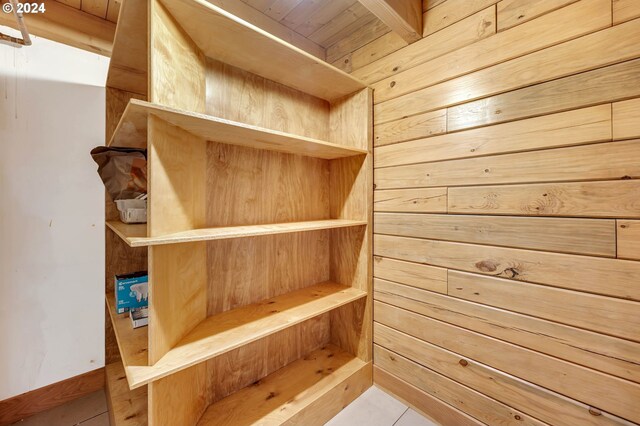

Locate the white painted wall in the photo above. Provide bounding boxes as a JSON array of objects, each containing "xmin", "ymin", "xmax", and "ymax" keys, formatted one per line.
[{"xmin": 0, "ymin": 27, "xmax": 109, "ymax": 400}]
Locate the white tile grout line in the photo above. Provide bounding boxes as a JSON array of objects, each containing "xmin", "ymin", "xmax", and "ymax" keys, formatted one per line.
[{"xmin": 390, "ymin": 407, "xmax": 410, "ymax": 426}]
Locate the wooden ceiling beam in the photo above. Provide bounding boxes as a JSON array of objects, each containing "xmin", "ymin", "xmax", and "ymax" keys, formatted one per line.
[
  {"xmin": 0, "ymin": 0, "xmax": 115, "ymax": 56},
  {"xmin": 357, "ymin": 0, "xmax": 422, "ymax": 43}
]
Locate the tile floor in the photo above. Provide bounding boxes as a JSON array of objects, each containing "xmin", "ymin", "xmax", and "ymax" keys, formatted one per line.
[{"xmin": 11, "ymin": 385, "xmax": 437, "ymax": 426}]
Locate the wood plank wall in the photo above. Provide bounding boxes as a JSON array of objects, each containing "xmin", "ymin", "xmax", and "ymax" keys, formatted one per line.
[{"xmin": 335, "ymin": 0, "xmax": 640, "ymax": 424}]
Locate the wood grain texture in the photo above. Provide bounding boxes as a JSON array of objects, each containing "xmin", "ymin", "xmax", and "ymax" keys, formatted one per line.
[
  {"xmin": 0, "ymin": 368, "xmax": 105, "ymax": 425},
  {"xmin": 358, "ymin": 0, "xmax": 422, "ymax": 43},
  {"xmin": 374, "ymin": 234, "xmax": 640, "ymax": 300},
  {"xmin": 497, "ymin": 0, "xmax": 579, "ymax": 31},
  {"xmin": 106, "ymin": 0, "xmax": 147, "ymax": 95},
  {"xmin": 376, "ymin": 140, "xmax": 640, "ymax": 190},
  {"xmin": 613, "ymin": 0, "xmax": 640, "ymax": 24},
  {"xmin": 375, "ymin": 323, "xmax": 634, "ymax": 426},
  {"xmin": 375, "ymin": 301, "xmax": 640, "ymax": 423},
  {"xmin": 109, "ymin": 99, "xmax": 367, "ymax": 158},
  {"xmin": 352, "ymin": 6, "xmax": 495, "ymax": 84},
  {"xmin": 374, "ymin": 367, "xmax": 483, "ymax": 426},
  {"xmin": 374, "ymin": 256, "xmax": 447, "ymax": 293},
  {"xmin": 348, "ymin": 31, "xmax": 407, "ymax": 73},
  {"xmin": 374, "ymin": 109, "xmax": 447, "ymax": 146},
  {"xmin": 378, "ymin": 8, "xmax": 634, "ymax": 123},
  {"xmin": 327, "ymin": 19, "xmax": 390, "ymax": 64},
  {"xmin": 147, "ymin": 117, "xmax": 207, "ymax": 236},
  {"xmin": 375, "ymin": 104, "xmax": 611, "ymax": 168},
  {"xmin": 448, "ymin": 58, "xmax": 640, "ymax": 131},
  {"xmin": 374, "ymin": 345, "xmax": 544, "ymax": 425},
  {"xmin": 618, "ymin": 220, "xmax": 640, "ymax": 260},
  {"xmin": 329, "ymin": 89, "xmax": 373, "ymax": 362},
  {"xmin": 105, "ymin": 362, "xmax": 148, "ymax": 426},
  {"xmin": 374, "ymin": 188, "xmax": 447, "ymax": 213},
  {"xmin": 422, "ymin": 0, "xmax": 500, "ymax": 36},
  {"xmin": 448, "ymin": 179, "xmax": 640, "ymax": 218},
  {"xmin": 198, "ymin": 345, "xmax": 370, "ymax": 425},
  {"xmin": 160, "ymin": 0, "xmax": 365, "ymax": 101},
  {"xmin": 148, "ymin": 366, "xmax": 207, "ymax": 426},
  {"xmin": 204, "ymin": 315, "xmax": 331, "ymax": 404},
  {"xmin": 126, "ymin": 283, "xmax": 365, "ymax": 388},
  {"xmin": 375, "ymin": 278, "xmax": 640, "ymax": 383},
  {"xmin": 206, "ymin": 58, "xmax": 331, "ymax": 141},
  {"xmin": 613, "ymin": 97, "xmax": 640, "ymax": 140},
  {"xmin": 373, "ymin": 0, "xmax": 610, "ymax": 107},
  {"xmin": 448, "ymin": 270, "xmax": 640, "ymax": 341},
  {"xmin": 375, "ymin": 212, "xmax": 616, "ymax": 256}
]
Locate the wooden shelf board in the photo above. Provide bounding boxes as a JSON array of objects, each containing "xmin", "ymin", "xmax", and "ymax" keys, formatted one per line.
[
  {"xmin": 158, "ymin": 0, "xmax": 367, "ymax": 101},
  {"xmin": 106, "ymin": 0, "xmax": 147, "ymax": 95},
  {"xmin": 108, "ymin": 281, "xmax": 366, "ymax": 389},
  {"xmin": 105, "ymin": 294, "xmax": 148, "ymax": 383},
  {"xmin": 106, "ymin": 219, "xmax": 367, "ymax": 248},
  {"xmin": 105, "ymin": 361, "xmax": 148, "ymax": 426},
  {"xmin": 109, "ymin": 99, "xmax": 368, "ymax": 158},
  {"xmin": 197, "ymin": 345, "xmax": 371, "ymax": 425}
]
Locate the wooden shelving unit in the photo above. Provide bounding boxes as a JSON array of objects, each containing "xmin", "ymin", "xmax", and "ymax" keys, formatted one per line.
[
  {"xmin": 106, "ymin": 219, "xmax": 367, "ymax": 247},
  {"xmin": 103, "ymin": 0, "xmax": 372, "ymax": 424}
]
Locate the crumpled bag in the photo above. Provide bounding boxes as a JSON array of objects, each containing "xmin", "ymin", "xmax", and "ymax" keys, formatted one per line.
[{"xmin": 91, "ymin": 146, "xmax": 147, "ymax": 200}]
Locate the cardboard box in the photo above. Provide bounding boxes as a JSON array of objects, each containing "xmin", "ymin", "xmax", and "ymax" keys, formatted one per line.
[{"xmin": 115, "ymin": 271, "xmax": 148, "ymax": 314}]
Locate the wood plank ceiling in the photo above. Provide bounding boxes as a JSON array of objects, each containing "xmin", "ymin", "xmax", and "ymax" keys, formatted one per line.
[
  {"xmin": 240, "ymin": 0, "xmax": 381, "ymax": 49},
  {"xmin": 55, "ymin": 0, "xmax": 120, "ymax": 22}
]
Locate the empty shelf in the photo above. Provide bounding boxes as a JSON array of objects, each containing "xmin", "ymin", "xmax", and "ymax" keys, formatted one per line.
[
  {"xmin": 197, "ymin": 345, "xmax": 370, "ymax": 425},
  {"xmin": 107, "ymin": 282, "xmax": 367, "ymax": 389},
  {"xmin": 158, "ymin": 0, "xmax": 367, "ymax": 101},
  {"xmin": 108, "ymin": 99, "xmax": 369, "ymax": 159},
  {"xmin": 106, "ymin": 219, "xmax": 367, "ymax": 248}
]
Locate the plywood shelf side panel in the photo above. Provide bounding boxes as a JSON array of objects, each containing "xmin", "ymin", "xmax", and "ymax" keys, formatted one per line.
[
  {"xmin": 105, "ymin": 361, "xmax": 149, "ymax": 426},
  {"xmin": 106, "ymin": 0, "xmax": 148, "ymax": 95},
  {"xmin": 106, "ymin": 219, "xmax": 367, "ymax": 247},
  {"xmin": 157, "ymin": 0, "xmax": 367, "ymax": 101}
]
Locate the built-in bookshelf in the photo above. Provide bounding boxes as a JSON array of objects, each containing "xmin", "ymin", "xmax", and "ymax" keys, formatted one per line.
[{"xmin": 103, "ymin": 0, "xmax": 372, "ymax": 424}]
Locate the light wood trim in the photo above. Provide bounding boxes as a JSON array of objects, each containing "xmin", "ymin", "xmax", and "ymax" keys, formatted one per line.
[
  {"xmin": 157, "ymin": 0, "xmax": 367, "ymax": 101},
  {"xmin": 105, "ymin": 362, "xmax": 148, "ymax": 426},
  {"xmin": 106, "ymin": 219, "xmax": 367, "ymax": 247},
  {"xmin": 374, "ymin": 367, "xmax": 482, "ymax": 426},
  {"xmin": 107, "ymin": 282, "xmax": 366, "ymax": 388},
  {"xmin": 106, "ymin": 0, "xmax": 147, "ymax": 95},
  {"xmin": 108, "ymin": 99, "xmax": 368, "ymax": 159},
  {"xmin": 197, "ymin": 345, "xmax": 370, "ymax": 425},
  {"xmin": 0, "ymin": 368, "xmax": 105, "ymax": 425},
  {"xmin": 0, "ymin": 0, "xmax": 115, "ymax": 56},
  {"xmin": 358, "ymin": 0, "xmax": 422, "ymax": 43}
]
